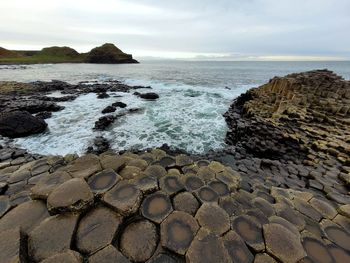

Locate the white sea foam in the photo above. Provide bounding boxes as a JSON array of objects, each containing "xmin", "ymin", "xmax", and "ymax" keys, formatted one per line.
[{"xmin": 6, "ymin": 80, "xmax": 249, "ymax": 155}]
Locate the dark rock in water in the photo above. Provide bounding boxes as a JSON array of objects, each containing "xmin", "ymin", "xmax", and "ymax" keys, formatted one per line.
[
  {"xmin": 85, "ymin": 43, "xmax": 138, "ymax": 64},
  {"xmin": 1, "ymin": 98, "xmax": 64, "ymax": 114},
  {"xmin": 0, "ymin": 111, "xmax": 47, "ymax": 138},
  {"xmin": 102, "ymin": 106, "xmax": 116, "ymax": 114},
  {"xmin": 112, "ymin": 102, "xmax": 127, "ymax": 108},
  {"xmin": 128, "ymin": 108, "xmax": 142, "ymax": 113},
  {"xmin": 94, "ymin": 115, "xmax": 115, "ymax": 130},
  {"xmin": 36, "ymin": 111, "xmax": 52, "ymax": 119},
  {"xmin": 46, "ymin": 95, "xmax": 77, "ymax": 102},
  {"xmin": 138, "ymin": 92, "xmax": 159, "ymax": 100},
  {"xmin": 87, "ymin": 136, "xmax": 111, "ymax": 154},
  {"xmin": 97, "ymin": 92, "xmax": 110, "ymax": 99},
  {"xmin": 133, "ymin": 92, "xmax": 141, "ymax": 96}
]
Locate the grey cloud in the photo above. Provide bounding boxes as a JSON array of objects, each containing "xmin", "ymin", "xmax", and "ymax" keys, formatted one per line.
[{"xmin": 0, "ymin": 0, "xmax": 349, "ymax": 59}]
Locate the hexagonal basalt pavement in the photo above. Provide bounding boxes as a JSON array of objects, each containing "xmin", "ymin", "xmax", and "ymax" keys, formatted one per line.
[{"xmin": 0, "ymin": 147, "xmax": 349, "ymax": 263}]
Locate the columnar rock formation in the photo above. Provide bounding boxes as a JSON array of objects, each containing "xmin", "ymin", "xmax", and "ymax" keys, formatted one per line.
[{"xmin": 225, "ymin": 70, "xmax": 350, "ymax": 165}]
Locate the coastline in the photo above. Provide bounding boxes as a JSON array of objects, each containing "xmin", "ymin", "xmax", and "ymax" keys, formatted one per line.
[{"xmin": 0, "ymin": 70, "xmax": 349, "ymax": 262}]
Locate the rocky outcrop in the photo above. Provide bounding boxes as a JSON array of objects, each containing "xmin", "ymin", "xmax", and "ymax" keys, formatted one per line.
[
  {"xmin": 0, "ymin": 111, "xmax": 47, "ymax": 138},
  {"xmin": 138, "ymin": 92, "xmax": 160, "ymax": 100},
  {"xmin": 224, "ymin": 70, "xmax": 350, "ymax": 165},
  {"xmin": 85, "ymin": 43, "xmax": 138, "ymax": 64}
]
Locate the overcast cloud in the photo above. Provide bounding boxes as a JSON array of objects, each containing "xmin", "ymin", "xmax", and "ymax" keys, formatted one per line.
[{"xmin": 1, "ymin": 0, "xmax": 349, "ymax": 60}]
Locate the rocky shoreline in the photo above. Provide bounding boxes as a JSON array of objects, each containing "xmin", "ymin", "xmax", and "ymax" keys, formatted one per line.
[{"xmin": 0, "ymin": 70, "xmax": 350, "ymax": 262}]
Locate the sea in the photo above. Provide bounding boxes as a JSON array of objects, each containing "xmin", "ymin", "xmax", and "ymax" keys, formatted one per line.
[{"xmin": 1, "ymin": 61, "xmax": 349, "ymax": 156}]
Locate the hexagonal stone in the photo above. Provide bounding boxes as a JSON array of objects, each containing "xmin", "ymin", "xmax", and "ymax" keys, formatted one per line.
[
  {"xmin": 0, "ymin": 195, "xmax": 11, "ymax": 218},
  {"xmin": 28, "ymin": 213, "xmax": 79, "ymax": 262},
  {"xmin": 183, "ymin": 175, "xmax": 204, "ymax": 191},
  {"xmin": 161, "ymin": 211, "xmax": 199, "ymax": 255},
  {"xmin": 144, "ymin": 165, "xmax": 167, "ymax": 178},
  {"xmin": 132, "ymin": 175, "xmax": 158, "ymax": 193},
  {"xmin": 66, "ymin": 154, "xmax": 102, "ymax": 178},
  {"xmin": 222, "ymin": 230, "xmax": 254, "ymax": 263},
  {"xmin": 208, "ymin": 180, "xmax": 230, "ymax": 196},
  {"xmin": 195, "ymin": 186, "xmax": 219, "ymax": 203},
  {"xmin": 167, "ymin": 168, "xmax": 181, "ymax": 176},
  {"xmin": 309, "ymin": 197, "xmax": 337, "ymax": 220},
  {"xmin": 268, "ymin": 216, "xmax": 299, "ymax": 237},
  {"xmin": 254, "ymin": 253, "xmax": 278, "ymax": 263},
  {"xmin": 196, "ymin": 167, "xmax": 215, "ymax": 183},
  {"xmin": 252, "ymin": 197, "xmax": 275, "ymax": 217},
  {"xmin": 173, "ymin": 192, "xmax": 200, "ymax": 216},
  {"xmin": 328, "ymin": 244, "xmax": 350, "ymax": 263},
  {"xmin": 0, "ymin": 227, "xmax": 26, "ymax": 263},
  {"xmin": 339, "ymin": 172, "xmax": 350, "ymax": 185},
  {"xmin": 195, "ymin": 203, "xmax": 230, "ymax": 235},
  {"xmin": 158, "ymin": 156, "xmax": 176, "ymax": 168},
  {"xmin": 100, "ymin": 154, "xmax": 127, "ymax": 172},
  {"xmin": 293, "ymin": 197, "xmax": 322, "ymax": 221},
  {"xmin": 31, "ymin": 164, "xmax": 51, "ymax": 177},
  {"xmin": 323, "ymin": 225, "xmax": 350, "ymax": 251},
  {"xmin": 219, "ymin": 196, "xmax": 245, "ymax": 216},
  {"xmin": 333, "ymin": 214, "xmax": 350, "ymax": 233},
  {"xmin": 216, "ymin": 168, "xmax": 241, "ymax": 191},
  {"xmin": 302, "ymin": 236, "xmax": 334, "ymax": 263},
  {"xmin": 40, "ymin": 250, "xmax": 82, "ymax": 263},
  {"xmin": 120, "ymin": 220, "xmax": 158, "ymax": 262},
  {"xmin": 127, "ymin": 158, "xmax": 148, "ymax": 170},
  {"xmin": 231, "ymin": 215, "xmax": 265, "ymax": 252},
  {"xmin": 149, "ymin": 149, "xmax": 166, "ymax": 160},
  {"xmin": 76, "ymin": 206, "xmax": 123, "ymax": 254},
  {"xmin": 274, "ymin": 203, "xmax": 306, "ymax": 231},
  {"xmin": 159, "ymin": 175, "xmax": 184, "ymax": 195},
  {"xmin": 0, "ymin": 200, "xmax": 49, "ymax": 234},
  {"xmin": 147, "ymin": 253, "xmax": 177, "ymax": 263},
  {"xmin": 175, "ymin": 154, "xmax": 193, "ymax": 166},
  {"xmin": 47, "ymin": 178, "xmax": 94, "ymax": 213},
  {"xmin": 263, "ymin": 223, "xmax": 306, "ymax": 263},
  {"xmin": 103, "ymin": 181, "xmax": 142, "ymax": 215},
  {"xmin": 141, "ymin": 191, "xmax": 173, "ymax": 223},
  {"xmin": 119, "ymin": 166, "xmax": 142, "ymax": 179},
  {"xmin": 30, "ymin": 171, "xmax": 71, "ymax": 199},
  {"xmin": 246, "ymin": 209, "xmax": 269, "ymax": 226},
  {"xmin": 327, "ymin": 192, "xmax": 350, "ymax": 205},
  {"xmin": 338, "ymin": 204, "xmax": 350, "ymax": 218},
  {"xmin": 182, "ymin": 165, "xmax": 199, "ymax": 175},
  {"xmin": 87, "ymin": 169, "xmax": 121, "ymax": 195},
  {"xmin": 8, "ymin": 168, "xmax": 31, "ymax": 184},
  {"xmin": 186, "ymin": 228, "xmax": 230, "ymax": 263},
  {"xmin": 207, "ymin": 161, "xmax": 225, "ymax": 173},
  {"xmin": 89, "ymin": 245, "xmax": 130, "ymax": 263},
  {"xmin": 10, "ymin": 190, "xmax": 31, "ymax": 206}
]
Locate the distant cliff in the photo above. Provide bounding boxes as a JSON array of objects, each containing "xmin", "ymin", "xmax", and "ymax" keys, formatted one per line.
[
  {"xmin": 85, "ymin": 43, "xmax": 138, "ymax": 64},
  {"xmin": 0, "ymin": 43, "xmax": 138, "ymax": 64}
]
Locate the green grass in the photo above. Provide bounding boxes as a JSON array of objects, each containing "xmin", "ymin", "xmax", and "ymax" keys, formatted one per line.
[{"xmin": 0, "ymin": 54, "xmax": 86, "ymax": 64}]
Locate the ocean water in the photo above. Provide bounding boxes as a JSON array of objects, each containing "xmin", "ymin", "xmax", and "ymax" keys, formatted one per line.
[{"xmin": 1, "ymin": 61, "xmax": 350, "ymax": 155}]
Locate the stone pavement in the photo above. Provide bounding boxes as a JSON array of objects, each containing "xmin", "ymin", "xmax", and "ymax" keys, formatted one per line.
[{"xmin": 0, "ymin": 147, "xmax": 349, "ymax": 263}]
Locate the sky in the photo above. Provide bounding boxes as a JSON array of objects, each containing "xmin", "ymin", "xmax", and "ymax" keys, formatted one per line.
[{"xmin": 0, "ymin": 0, "xmax": 349, "ymax": 60}]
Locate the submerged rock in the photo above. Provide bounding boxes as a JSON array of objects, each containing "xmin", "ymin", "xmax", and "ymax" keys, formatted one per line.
[
  {"xmin": 138, "ymin": 92, "xmax": 159, "ymax": 100},
  {"xmin": 0, "ymin": 111, "xmax": 47, "ymax": 138}
]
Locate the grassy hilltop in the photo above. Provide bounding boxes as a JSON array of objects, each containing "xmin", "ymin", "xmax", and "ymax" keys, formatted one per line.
[{"xmin": 0, "ymin": 43, "xmax": 138, "ymax": 64}]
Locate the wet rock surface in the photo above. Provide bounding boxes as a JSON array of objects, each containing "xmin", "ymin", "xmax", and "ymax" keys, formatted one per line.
[
  {"xmin": 0, "ymin": 110, "xmax": 47, "ymax": 138},
  {"xmin": 0, "ymin": 70, "xmax": 349, "ymax": 262}
]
